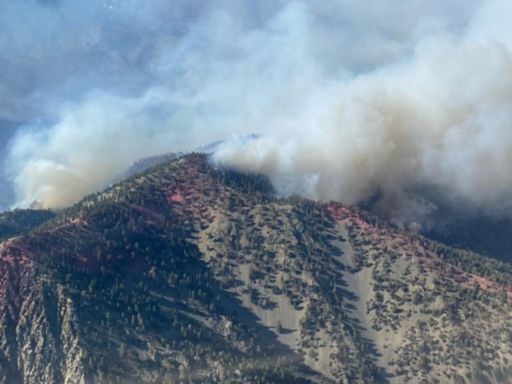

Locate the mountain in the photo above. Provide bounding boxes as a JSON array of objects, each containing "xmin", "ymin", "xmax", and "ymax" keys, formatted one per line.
[
  {"xmin": 0, "ymin": 153, "xmax": 511, "ymax": 384},
  {"xmin": 0, "ymin": 209, "xmax": 56, "ymax": 240},
  {"xmin": 119, "ymin": 153, "xmax": 178, "ymax": 181},
  {"xmin": 424, "ymin": 210, "xmax": 512, "ymax": 264}
]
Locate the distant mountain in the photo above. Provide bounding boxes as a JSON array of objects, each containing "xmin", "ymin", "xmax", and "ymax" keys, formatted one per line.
[
  {"xmin": 423, "ymin": 209, "xmax": 512, "ymax": 264},
  {"xmin": 0, "ymin": 154, "xmax": 511, "ymax": 383},
  {"xmin": 359, "ymin": 188, "xmax": 512, "ymax": 264},
  {"xmin": 0, "ymin": 208, "xmax": 56, "ymax": 240},
  {"xmin": 121, "ymin": 153, "xmax": 178, "ymax": 179}
]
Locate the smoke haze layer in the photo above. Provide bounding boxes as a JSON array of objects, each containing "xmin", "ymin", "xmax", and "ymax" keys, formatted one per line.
[{"xmin": 2, "ymin": 0, "xmax": 511, "ymax": 225}]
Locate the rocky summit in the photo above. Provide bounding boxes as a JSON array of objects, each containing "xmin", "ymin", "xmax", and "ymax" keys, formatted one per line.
[{"xmin": 0, "ymin": 153, "xmax": 511, "ymax": 384}]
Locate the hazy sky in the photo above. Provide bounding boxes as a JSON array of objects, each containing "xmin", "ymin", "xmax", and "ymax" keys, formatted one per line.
[{"xmin": 2, "ymin": 0, "xmax": 511, "ymax": 227}]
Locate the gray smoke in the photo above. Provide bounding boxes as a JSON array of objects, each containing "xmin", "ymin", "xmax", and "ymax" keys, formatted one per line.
[{"xmin": 2, "ymin": 0, "xmax": 511, "ymax": 223}]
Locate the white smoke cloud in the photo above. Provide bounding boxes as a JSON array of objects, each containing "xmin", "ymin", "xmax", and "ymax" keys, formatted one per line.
[
  {"xmin": 4, "ymin": 0, "xmax": 512, "ymax": 221},
  {"xmin": 213, "ymin": 0, "xmax": 512, "ymax": 217}
]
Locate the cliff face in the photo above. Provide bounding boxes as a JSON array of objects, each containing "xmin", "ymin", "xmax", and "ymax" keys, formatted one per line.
[{"xmin": 0, "ymin": 154, "xmax": 511, "ymax": 384}]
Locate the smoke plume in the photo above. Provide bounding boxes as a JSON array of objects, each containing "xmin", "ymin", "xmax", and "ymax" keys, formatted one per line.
[{"xmin": 2, "ymin": 0, "xmax": 512, "ymax": 225}]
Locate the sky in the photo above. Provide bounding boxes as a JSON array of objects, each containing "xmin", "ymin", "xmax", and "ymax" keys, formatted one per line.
[{"xmin": 1, "ymin": 0, "xmax": 512, "ymax": 228}]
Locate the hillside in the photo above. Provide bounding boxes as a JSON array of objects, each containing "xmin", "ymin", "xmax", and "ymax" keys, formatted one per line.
[
  {"xmin": 0, "ymin": 153, "xmax": 511, "ymax": 384},
  {"xmin": 0, "ymin": 209, "xmax": 56, "ymax": 240}
]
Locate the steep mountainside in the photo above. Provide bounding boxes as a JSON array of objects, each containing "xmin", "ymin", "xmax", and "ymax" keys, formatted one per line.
[{"xmin": 0, "ymin": 154, "xmax": 511, "ymax": 384}]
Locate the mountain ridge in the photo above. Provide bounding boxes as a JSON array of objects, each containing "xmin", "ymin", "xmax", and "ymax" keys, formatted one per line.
[{"xmin": 0, "ymin": 153, "xmax": 511, "ymax": 383}]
